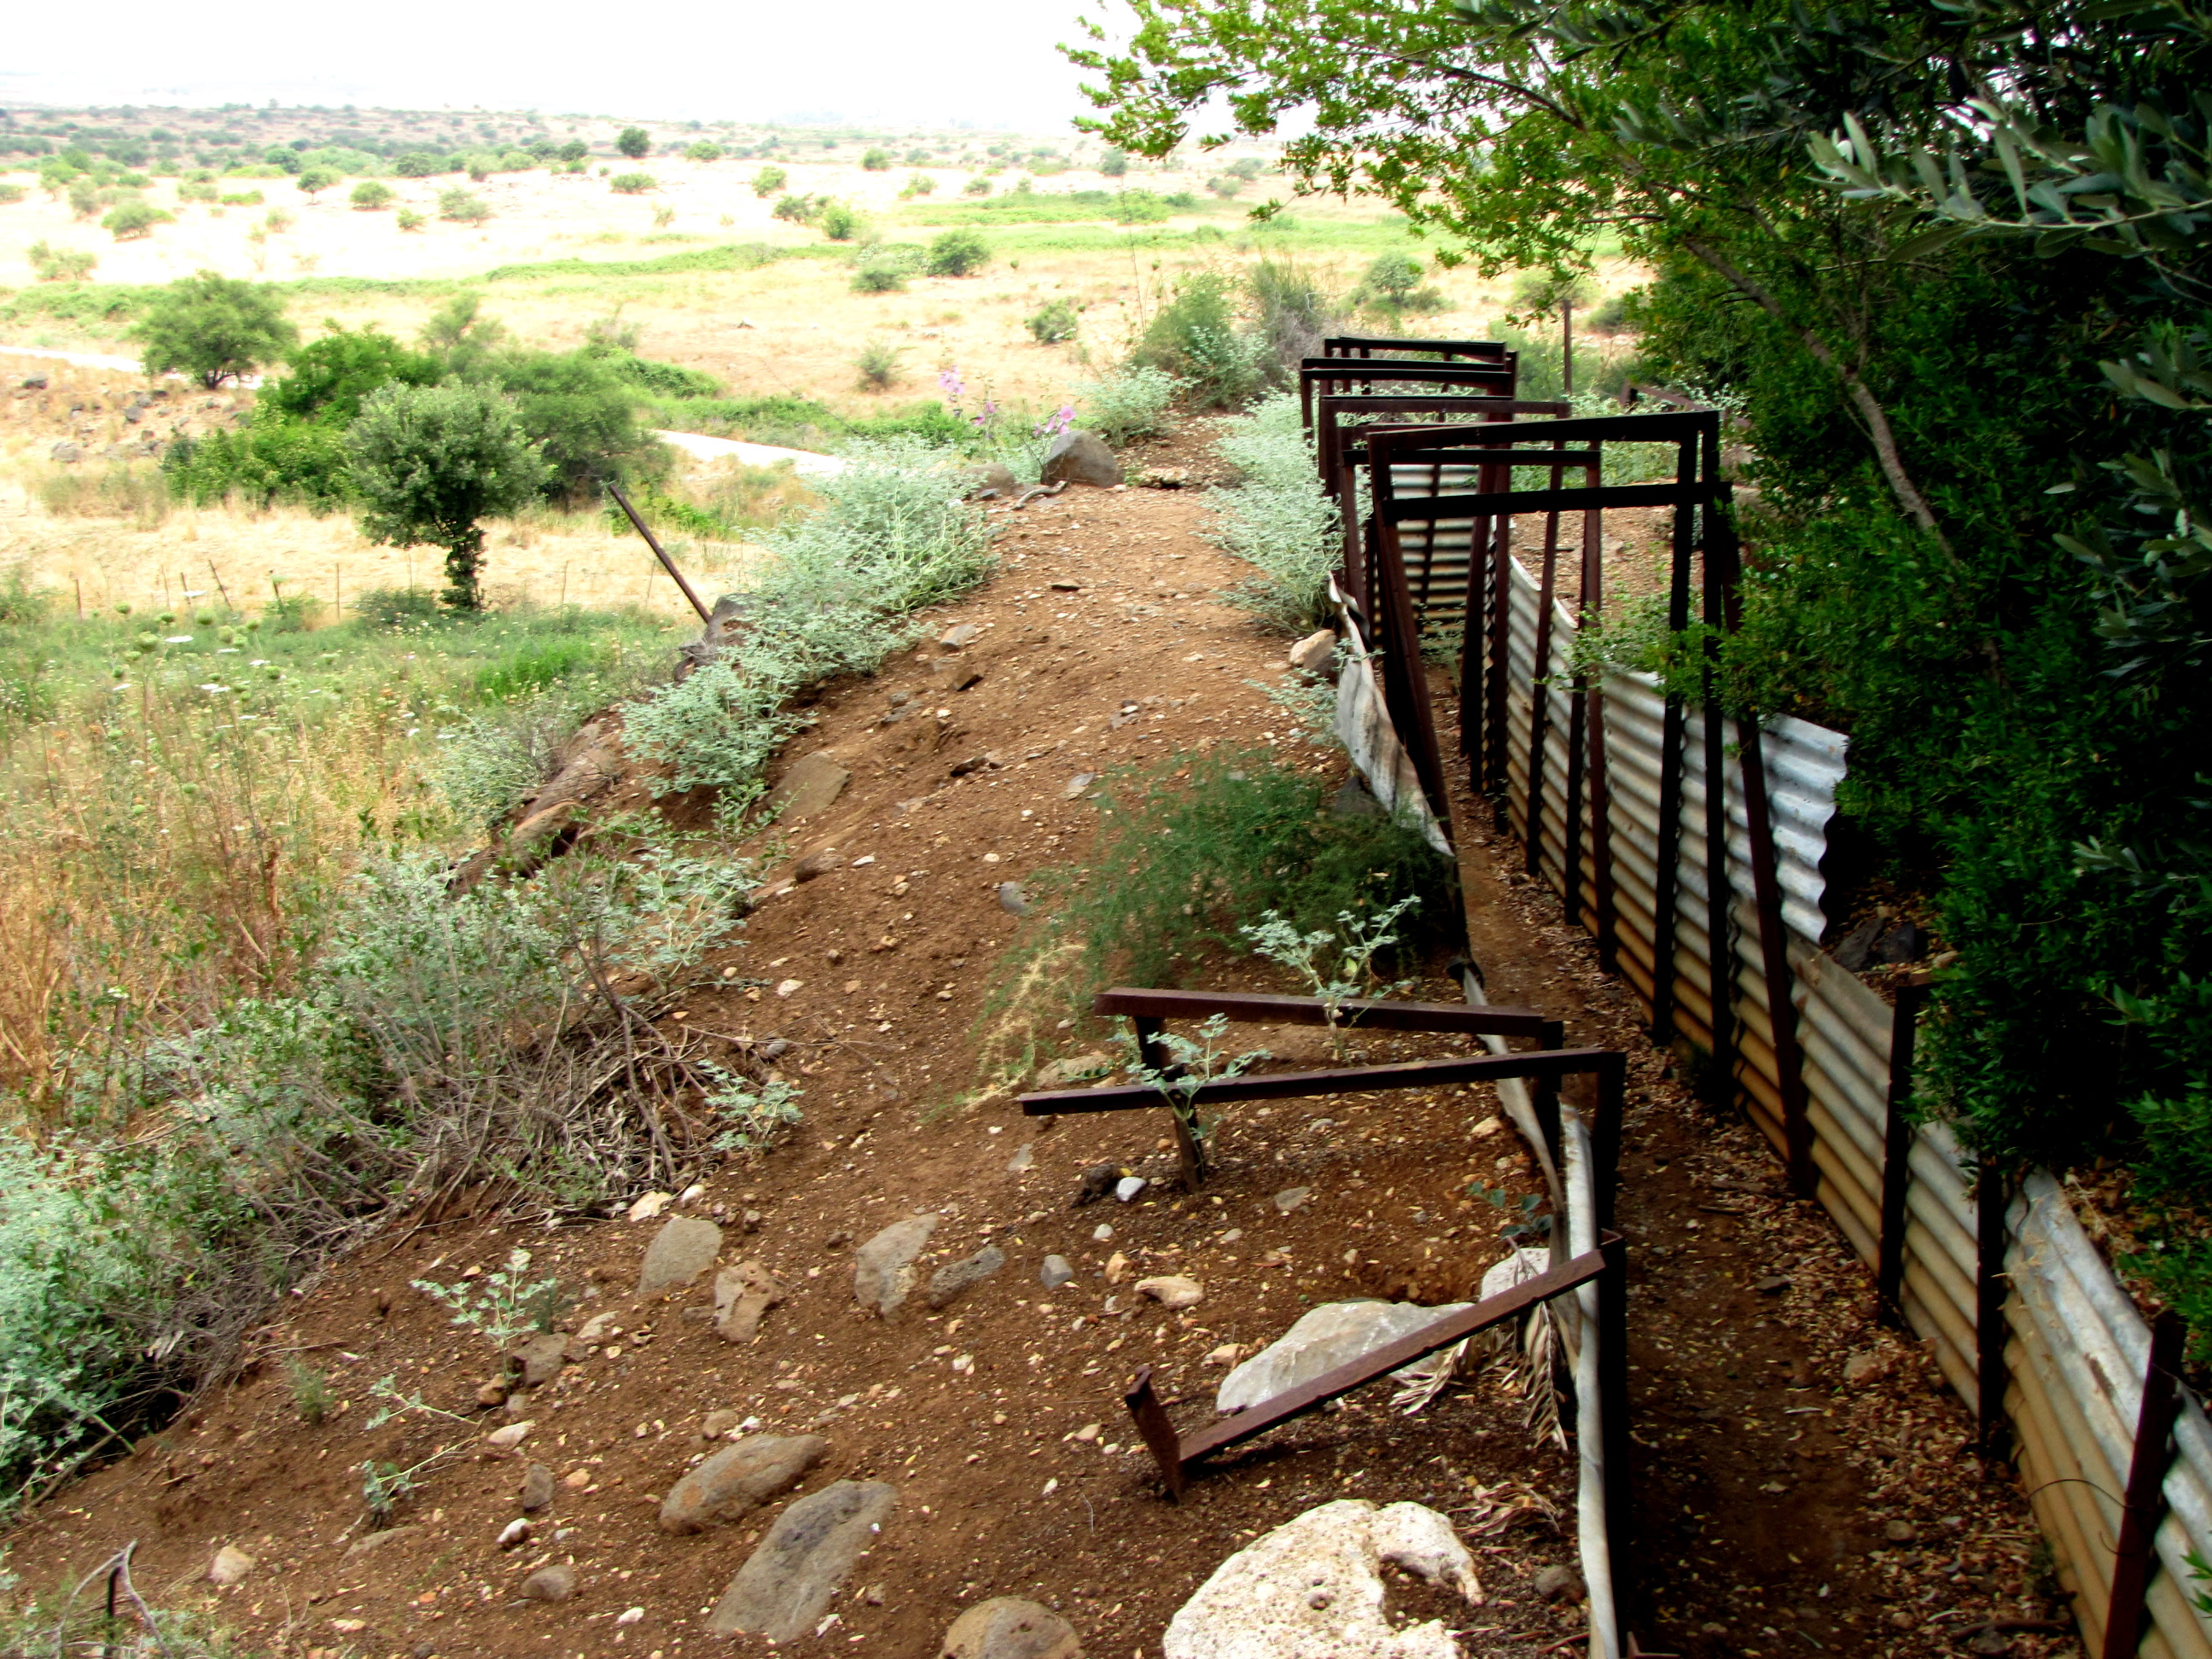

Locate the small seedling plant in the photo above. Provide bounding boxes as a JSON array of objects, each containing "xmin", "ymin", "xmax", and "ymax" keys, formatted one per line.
[
  {"xmin": 1241, "ymin": 894, "xmax": 1421, "ymax": 1055},
  {"xmin": 363, "ymin": 1372, "xmax": 474, "ymax": 1432},
  {"xmin": 411, "ymin": 1248, "xmax": 562, "ymax": 1348},
  {"xmin": 360, "ymin": 1443, "xmax": 463, "ymax": 1528},
  {"xmin": 1115, "ymin": 1011, "xmax": 1271, "ymax": 1168},
  {"xmin": 1467, "ymin": 1176, "xmax": 1552, "ymax": 1243}
]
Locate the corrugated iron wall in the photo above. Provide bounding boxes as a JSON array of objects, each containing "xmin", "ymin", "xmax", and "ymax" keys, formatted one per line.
[{"xmin": 1481, "ymin": 549, "xmax": 2212, "ymax": 1658}]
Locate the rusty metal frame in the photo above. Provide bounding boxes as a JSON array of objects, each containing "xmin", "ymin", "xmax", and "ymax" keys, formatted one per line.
[
  {"xmin": 1122, "ymin": 1235, "xmax": 1619, "ymax": 1499},
  {"xmin": 1034, "ymin": 991, "xmax": 1569, "ymax": 1188},
  {"xmin": 1298, "ymin": 357, "xmax": 1516, "ymax": 430},
  {"xmin": 2102, "ymin": 1308, "xmax": 2186, "ymax": 1659},
  {"xmin": 1324, "ymin": 335, "xmax": 1512, "ymax": 362}
]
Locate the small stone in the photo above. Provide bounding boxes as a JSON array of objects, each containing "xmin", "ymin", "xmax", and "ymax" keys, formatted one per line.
[
  {"xmin": 771, "ymin": 752, "xmax": 851, "ymax": 821},
  {"xmin": 1039, "ymin": 1255, "xmax": 1074, "ymax": 1289},
  {"xmin": 1273, "ymin": 1186, "xmax": 1312, "ymax": 1214},
  {"xmin": 626, "ymin": 1190, "xmax": 672, "ymax": 1223},
  {"xmin": 207, "ymin": 1545, "xmax": 254, "ymax": 1586},
  {"xmin": 997, "ymin": 882, "xmax": 1033, "ymax": 917},
  {"xmin": 562, "ymin": 1468, "xmax": 591, "ymax": 1489},
  {"xmin": 497, "ymin": 1517, "xmax": 532, "ymax": 1550},
  {"xmin": 965, "ymin": 463, "xmax": 1020, "ymax": 499},
  {"xmin": 714, "ymin": 1260, "xmax": 785, "ymax": 1344},
  {"xmin": 568, "ymin": 1312, "xmax": 616, "ymax": 1356},
  {"xmin": 853, "ymin": 1214, "xmax": 939, "ymax": 1318},
  {"xmin": 49, "ymin": 440, "xmax": 82, "ymax": 463},
  {"xmin": 484, "ymin": 1421, "xmax": 533, "ymax": 1451},
  {"xmin": 1135, "ymin": 1275, "xmax": 1202, "ymax": 1309},
  {"xmin": 520, "ymin": 1563, "xmax": 575, "ymax": 1603},
  {"xmin": 1039, "ymin": 430, "xmax": 1121, "ymax": 488},
  {"xmin": 1007, "ymin": 1144, "xmax": 1034, "ymax": 1173},
  {"xmin": 476, "ymin": 1379, "xmax": 511, "ymax": 1407},
  {"xmin": 940, "ymin": 622, "xmax": 983, "ymax": 649},
  {"xmin": 925, "ymin": 1244, "xmax": 1007, "ymax": 1310},
  {"xmin": 1103, "ymin": 1251, "xmax": 1130, "ymax": 1284},
  {"xmin": 1114, "ymin": 1176, "xmax": 1146, "ymax": 1203},
  {"xmin": 1755, "ymin": 1275, "xmax": 1791, "ymax": 1295},
  {"xmin": 1205, "ymin": 1344, "xmax": 1244, "ymax": 1366},
  {"xmin": 1287, "ymin": 629, "xmax": 1337, "ymax": 675},
  {"xmin": 660, "ymin": 1434, "xmax": 830, "ymax": 1534},
  {"xmin": 1534, "ymin": 1563, "xmax": 1584, "ymax": 1603},
  {"xmin": 1063, "ymin": 772, "xmax": 1099, "ymax": 800},
  {"xmin": 521, "ymin": 1463, "xmax": 556, "ymax": 1511},
  {"xmin": 1842, "ymin": 1350, "xmax": 1886, "ymax": 1386},
  {"xmin": 1883, "ymin": 1518, "xmax": 1920, "ymax": 1545},
  {"xmin": 637, "ymin": 1216, "xmax": 724, "ymax": 1297},
  {"xmin": 509, "ymin": 1331, "xmax": 569, "ymax": 1388},
  {"xmin": 706, "ymin": 1480, "xmax": 899, "ymax": 1643},
  {"xmin": 939, "ymin": 1596, "xmax": 1083, "ymax": 1659},
  {"xmin": 1035, "ymin": 1053, "xmax": 1110, "ymax": 1091},
  {"xmin": 1470, "ymin": 1117, "xmax": 1502, "ymax": 1140},
  {"xmin": 702, "ymin": 1407, "xmax": 744, "ymax": 1439},
  {"xmin": 795, "ymin": 851, "xmax": 845, "ymax": 882},
  {"xmin": 1050, "ymin": 579, "xmax": 1080, "ymax": 591},
  {"xmin": 760, "ymin": 1038, "xmax": 790, "ymax": 1061},
  {"xmin": 343, "ymin": 1525, "xmax": 419, "ymax": 1559}
]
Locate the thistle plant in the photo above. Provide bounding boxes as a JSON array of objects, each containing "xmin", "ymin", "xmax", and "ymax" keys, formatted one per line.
[
  {"xmin": 1115, "ymin": 1012, "xmax": 1270, "ymax": 1162},
  {"xmin": 1241, "ymin": 894, "xmax": 1421, "ymax": 1054},
  {"xmin": 411, "ymin": 1248, "xmax": 563, "ymax": 1349}
]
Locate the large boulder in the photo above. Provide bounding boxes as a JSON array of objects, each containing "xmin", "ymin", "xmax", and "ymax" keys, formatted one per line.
[
  {"xmin": 1217, "ymin": 1301, "xmax": 1471, "ymax": 1414},
  {"xmin": 1161, "ymin": 1499, "xmax": 1478, "ymax": 1659},
  {"xmin": 659, "ymin": 1434, "xmax": 828, "ymax": 1534},
  {"xmin": 1040, "ymin": 430, "xmax": 1121, "ymax": 488},
  {"xmin": 706, "ymin": 1480, "xmax": 899, "ymax": 1641},
  {"xmin": 771, "ymin": 752, "xmax": 851, "ymax": 821}
]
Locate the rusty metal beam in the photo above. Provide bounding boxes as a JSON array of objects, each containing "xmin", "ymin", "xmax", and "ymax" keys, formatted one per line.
[
  {"xmin": 1091, "ymin": 987, "xmax": 1557, "ymax": 1040},
  {"xmin": 1021, "ymin": 1046, "xmax": 1624, "ymax": 1117}
]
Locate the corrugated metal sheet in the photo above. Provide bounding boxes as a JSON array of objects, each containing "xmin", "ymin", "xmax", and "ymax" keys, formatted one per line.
[{"xmin": 1466, "ymin": 544, "xmax": 2212, "ymax": 1659}]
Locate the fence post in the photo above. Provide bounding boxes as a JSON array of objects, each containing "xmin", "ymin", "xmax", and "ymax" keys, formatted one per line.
[
  {"xmin": 2102, "ymin": 1308, "xmax": 2186, "ymax": 1659},
  {"xmin": 1598, "ymin": 1230, "xmax": 1632, "ymax": 1652},
  {"xmin": 1877, "ymin": 975, "xmax": 1930, "ymax": 1328},
  {"xmin": 1976, "ymin": 1161, "xmax": 2013, "ymax": 1458}
]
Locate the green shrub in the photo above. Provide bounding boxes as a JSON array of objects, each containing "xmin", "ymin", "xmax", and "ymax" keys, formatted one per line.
[
  {"xmin": 901, "ymin": 172, "xmax": 938, "ymax": 198},
  {"xmin": 393, "ymin": 151, "xmax": 451, "ymax": 178},
  {"xmin": 131, "ymin": 271, "xmax": 297, "ymax": 388},
  {"xmin": 854, "ymin": 337, "xmax": 904, "ymax": 390},
  {"xmin": 162, "ymin": 419, "xmax": 353, "ymax": 510},
  {"xmin": 925, "ymin": 229, "xmax": 989, "ymax": 277},
  {"xmin": 1249, "ymin": 257, "xmax": 1343, "ymax": 386},
  {"xmin": 262, "ymin": 326, "xmax": 441, "ymax": 427},
  {"xmin": 1027, "ymin": 299, "xmax": 1080, "ymax": 344},
  {"xmin": 752, "ymin": 166, "xmax": 788, "ymax": 197},
  {"xmin": 395, "ymin": 208, "xmax": 425, "ymax": 231},
  {"xmin": 1132, "ymin": 271, "xmax": 1267, "ymax": 407},
  {"xmin": 818, "ymin": 201, "xmax": 863, "ymax": 242},
  {"xmin": 1040, "ymin": 748, "xmax": 1457, "ymax": 995},
  {"xmin": 294, "ymin": 167, "xmax": 340, "ymax": 195},
  {"xmin": 686, "ymin": 141, "xmax": 725, "ymax": 162},
  {"xmin": 1207, "ymin": 393, "xmax": 1338, "ymax": 631},
  {"xmin": 616, "ymin": 126, "xmax": 651, "ymax": 160},
  {"xmin": 861, "ymin": 148, "xmax": 893, "ymax": 171},
  {"xmin": 218, "ymin": 189, "xmax": 263, "ymax": 207},
  {"xmin": 102, "ymin": 199, "xmax": 172, "ymax": 240},
  {"xmin": 852, "ymin": 244, "xmax": 919, "ymax": 293},
  {"xmin": 610, "ymin": 172, "xmax": 656, "ymax": 195},
  {"xmin": 437, "ymin": 188, "xmax": 491, "ymax": 224},
  {"xmin": 26, "ymin": 242, "xmax": 95, "ymax": 282},
  {"xmin": 350, "ymin": 180, "xmax": 393, "ymax": 211},
  {"xmin": 175, "ymin": 175, "xmax": 218, "ymax": 203},
  {"xmin": 484, "ymin": 347, "xmax": 664, "ymax": 504},
  {"xmin": 1100, "ymin": 147, "xmax": 1130, "ymax": 177},
  {"xmin": 1076, "ymin": 364, "xmax": 1183, "ymax": 445},
  {"xmin": 771, "ymin": 193, "xmax": 817, "ymax": 223},
  {"xmin": 963, "ymin": 175, "xmax": 992, "ymax": 196}
]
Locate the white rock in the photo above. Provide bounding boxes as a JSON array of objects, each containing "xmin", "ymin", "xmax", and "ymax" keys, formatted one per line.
[
  {"xmin": 497, "ymin": 1517, "xmax": 532, "ymax": 1550},
  {"xmin": 484, "ymin": 1420, "xmax": 535, "ymax": 1450},
  {"xmin": 627, "ymin": 1190, "xmax": 672, "ymax": 1223},
  {"xmin": 1135, "ymin": 1275, "xmax": 1203, "ymax": 1310},
  {"xmin": 1287, "ymin": 629, "xmax": 1339, "ymax": 676},
  {"xmin": 1479, "ymin": 1246, "xmax": 1552, "ymax": 1301},
  {"xmin": 1217, "ymin": 1302, "xmax": 1471, "ymax": 1414},
  {"xmin": 1161, "ymin": 1499, "xmax": 1478, "ymax": 1659},
  {"xmin": 207, "ymin": 1545, "xmax": 254, "ymax": 1586},
  {"xmin": 1114, "ymin": 1176, "xmax": 1146, "ymax": 1203}
]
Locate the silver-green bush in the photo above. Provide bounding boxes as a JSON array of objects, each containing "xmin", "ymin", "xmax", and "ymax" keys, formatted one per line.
[
  {"xmin": 1208, "ymin": 393, "xmax": 1340, "ymax": 632},
  {"xmin": 1075, "ymin": 365, "xmax": 1185, "ymax": 446}
]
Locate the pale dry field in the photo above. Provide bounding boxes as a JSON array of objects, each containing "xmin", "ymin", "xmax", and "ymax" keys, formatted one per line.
[
  {"xmin": 0, "ymin": 154, "xmax": 1601, "ymax": 416},
  {"xmin": 0, "ymin": 351, "xmax": 763, "ymax": 620}
]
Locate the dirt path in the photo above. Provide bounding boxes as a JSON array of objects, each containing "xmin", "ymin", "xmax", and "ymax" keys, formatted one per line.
[{"xmin": 0, "ymin": 476, "xmax": 2072, "ymax": 1659}]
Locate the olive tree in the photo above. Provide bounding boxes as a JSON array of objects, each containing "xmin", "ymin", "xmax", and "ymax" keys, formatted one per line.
[
  {"xmin": 346, "ymin": 382, "xmax": 550, "ymax": 610},
  {"xmin": 616, "ymin": 126, "xmax": 651, "ymax": 160},
  {"xmin": 131, "ymin": 271, "xmax": 297, "ymax": 388}
]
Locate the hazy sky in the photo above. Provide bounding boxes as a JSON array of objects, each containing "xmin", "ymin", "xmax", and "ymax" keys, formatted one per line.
[{"xmin": 1, "ymin": 0, "xmax": 1107, "ymax": 132}]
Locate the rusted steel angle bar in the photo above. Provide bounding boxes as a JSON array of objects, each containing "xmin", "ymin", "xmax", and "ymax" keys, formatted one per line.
[
  {"xmin": 1371, "ymin": 410, "xmax": 1719, "ymax": 449},
  {"xmin": 1091, "ymin": 987, "xmax": 1557, "ymax": 1039},
  {"xmin": 1380, "ymin": 481, "xmax": 1713, "ymax": 521},
  {"xmin": 1020, "ymin": 1046, "xmax": 1621, "ymax": 1116},
  {"xmin": 1324, "ymin": 336, "xmax": 1511, "ymax": 359},
  {"xmin": 1124, "ymin": 1238, "xmax": 1616, "ymax": 1498},
  {"xmin": 2101, "ymin": 1308, "xmax": 2186, "ymax": 1659}
]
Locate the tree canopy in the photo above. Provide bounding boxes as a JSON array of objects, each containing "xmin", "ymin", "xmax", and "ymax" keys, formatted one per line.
[{"xmin": 131, "ymin": 271, "xmax": 297, "ymax": 388}]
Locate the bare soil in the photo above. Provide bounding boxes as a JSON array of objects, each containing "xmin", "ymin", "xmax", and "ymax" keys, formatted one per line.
[{"xmin": 0, "ymin": 475, "xmax": 2074, "ymax": 1659}]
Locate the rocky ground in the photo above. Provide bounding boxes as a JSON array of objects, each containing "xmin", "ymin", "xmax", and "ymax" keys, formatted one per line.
[{"xmin": 0, "ymin": 464, "xmax": 2079, "ymax": 1659}]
